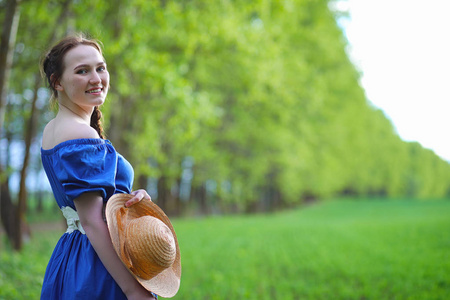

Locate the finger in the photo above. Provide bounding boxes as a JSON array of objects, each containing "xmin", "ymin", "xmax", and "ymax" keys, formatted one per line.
[
  {"xmin": 143, "ymin": 192, "xmax": 151, "ymax": 201},
  {"xmin": 126, "ymin": 190, "xmax": 149, "ymax": 207},
  {"xmin": 132, "ymin": 189, "xmax": 151, "ymax": 201},
  {"xmin": 125, "ymin": 195, "xmax": 141, "ymax": 207}
]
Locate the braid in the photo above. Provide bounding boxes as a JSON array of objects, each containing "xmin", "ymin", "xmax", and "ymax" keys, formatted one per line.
[{"xmin": 90, "ymin": 106, "xmax": 105, "ymax": 139}]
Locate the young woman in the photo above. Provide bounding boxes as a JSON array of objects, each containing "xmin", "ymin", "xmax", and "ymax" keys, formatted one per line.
[{"xmin": 40, "ymin": 34, "xmax": 157, "ymax": 299}]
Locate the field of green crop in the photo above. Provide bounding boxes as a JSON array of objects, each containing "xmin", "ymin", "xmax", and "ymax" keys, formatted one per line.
[{"xmin": 1, "ymin": 199, "xmax": 449, "ymax": 299}]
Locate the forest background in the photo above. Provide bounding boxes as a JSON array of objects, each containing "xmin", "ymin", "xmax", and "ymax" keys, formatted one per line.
[{"xmin": 1, "ymin": 0, "xmax": 450, "ymax": 251}]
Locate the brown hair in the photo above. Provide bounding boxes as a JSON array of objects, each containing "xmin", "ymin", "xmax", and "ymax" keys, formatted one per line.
[{"xmin": 41, "ymin": 33, "xmax": 106, "ymax": 139}]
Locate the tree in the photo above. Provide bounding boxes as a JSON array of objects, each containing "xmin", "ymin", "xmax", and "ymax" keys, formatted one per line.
[
  {"xmin": 0, "ymin": 0, "xmax": 22, "ymax": 250},
  {"xmin": 2, "ymin": 0, "xmax": 450, "ymax": 232},
  {"xmin": 14, "ymin": 0, "xmax": 73, "ymax": 250}
]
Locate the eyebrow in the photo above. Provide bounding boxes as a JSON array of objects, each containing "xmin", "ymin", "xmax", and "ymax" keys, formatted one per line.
[{"xmin": 73, "ymin": 62, "xmax": 106, "ymax": 70}]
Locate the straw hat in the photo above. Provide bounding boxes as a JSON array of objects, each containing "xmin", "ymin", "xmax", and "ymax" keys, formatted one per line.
[{"xmin": 105, "ymin": 193, "xmax": 181, "ymax": 298}]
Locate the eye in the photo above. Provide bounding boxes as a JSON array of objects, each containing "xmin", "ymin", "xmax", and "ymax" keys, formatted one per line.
[
  {"xmin": 97, "ymin": 66, "xmax": 107, "ymax": 72},
  {"xmin": 76, "ymin": 69, "xmax": 88, "ymax": 74}
]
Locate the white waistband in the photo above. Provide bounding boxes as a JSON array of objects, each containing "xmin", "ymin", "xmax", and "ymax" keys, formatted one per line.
[{"xmin": 61, "ymin": 206, "xmax": 86, "ymax": 234}]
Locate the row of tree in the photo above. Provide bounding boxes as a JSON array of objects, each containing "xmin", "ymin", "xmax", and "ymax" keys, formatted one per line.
[{"xmin": 1, "ymin": 0, "xmax": 450, "ymax": 250}]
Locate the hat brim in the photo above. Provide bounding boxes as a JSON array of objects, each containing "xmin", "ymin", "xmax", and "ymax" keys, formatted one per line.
[{"xmin": 106, "ymin": 193, "xmax": 181, "ymax": 298}]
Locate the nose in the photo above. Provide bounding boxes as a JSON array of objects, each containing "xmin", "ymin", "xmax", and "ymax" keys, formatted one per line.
[{"xmin": 89, "ymin": 72, "xmax": 101, "ymax": 85}]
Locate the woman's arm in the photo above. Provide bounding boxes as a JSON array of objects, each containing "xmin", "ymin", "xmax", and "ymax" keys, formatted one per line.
[{"xmin": 74, "ymin": 192, "xmax": 155, "ymax": 300}]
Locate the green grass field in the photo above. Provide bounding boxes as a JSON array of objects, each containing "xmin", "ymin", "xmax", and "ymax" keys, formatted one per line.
[{"xmin": 1, "ymin": 199, "xmax": 449, "ymax": 299}]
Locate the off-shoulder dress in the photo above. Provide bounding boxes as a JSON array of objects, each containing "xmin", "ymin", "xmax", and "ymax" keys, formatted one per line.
[{"xmin": 40, "ymin": 139, "xmax": 132, "ymax": 299}]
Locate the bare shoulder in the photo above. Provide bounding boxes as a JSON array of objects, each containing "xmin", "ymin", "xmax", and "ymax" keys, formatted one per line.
[{"xmin": 42, "ymin": 118, "xmax": 100, "ymax": 150}]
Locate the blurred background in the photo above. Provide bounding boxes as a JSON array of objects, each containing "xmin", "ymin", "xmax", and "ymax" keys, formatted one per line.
[
  {"xmin": 337, "ymin": 0, "xmax": 450, "ymax": 163},
  {"xmin": 0, "ymin": 0, "xmax": 449, "ymax": 299}
]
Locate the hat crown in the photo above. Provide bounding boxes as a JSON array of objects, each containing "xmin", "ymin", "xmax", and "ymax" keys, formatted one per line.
[
  {"xmin": 125, "ymin": 216, "xmax": 176, "ymax": 280},
  {"xmin": 106, "ymin": 194, "xmax": 181, "ymax": 297}
]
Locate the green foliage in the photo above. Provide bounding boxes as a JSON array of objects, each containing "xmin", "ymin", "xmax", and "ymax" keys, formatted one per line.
[
  {"xmin": 1, "ymin": 199, "xmax": 449, "ymax": 299},
  {"xmin": 0, "ymin": 230, "xmax": 59, "ymax": 299},
  {"xmin": 3, "ymin": 0, "xmax": 450, "ymax": 213}
]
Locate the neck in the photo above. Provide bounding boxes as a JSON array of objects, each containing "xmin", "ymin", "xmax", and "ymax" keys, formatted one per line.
[{"xmin": 57, "ymin": 101, "xmax": 93, "ymax": 124}]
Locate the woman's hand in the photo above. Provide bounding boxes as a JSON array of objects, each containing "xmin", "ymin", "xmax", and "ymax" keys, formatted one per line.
[
  {"xmin": 75, "ymin": 193, "xmax": 155, "ymax": 299},
  {"xmin": 125, "ymin": 189, "xmax": 152, "ymax": 207}
]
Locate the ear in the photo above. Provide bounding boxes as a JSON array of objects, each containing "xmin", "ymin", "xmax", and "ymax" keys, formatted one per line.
[{"xmin": 51, "ymin": 74, "xmax": 63, "ymax": 91}]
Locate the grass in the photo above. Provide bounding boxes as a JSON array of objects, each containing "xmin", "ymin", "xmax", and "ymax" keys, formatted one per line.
[
  {"xmin": 0, "ymin": 231, "xmax": 60, "ymax": 299},
  {"xmin": 1, "ymin": 198, "xmax": 449, "ymax": 299}
]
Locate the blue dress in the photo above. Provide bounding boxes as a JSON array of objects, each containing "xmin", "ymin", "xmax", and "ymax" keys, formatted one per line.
[{"xmin": 40, "ymin": 139, "xmax": 133, "ymax": 300}]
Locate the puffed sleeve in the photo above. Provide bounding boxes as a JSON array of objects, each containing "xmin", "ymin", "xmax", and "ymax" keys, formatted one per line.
[
  {"xmin": 53, "ymin": 142, "xmax": 118, "ymax": 203},
  {"xmin": 114, "ymin": 153, "xmax": 134, "ymax": 194}
]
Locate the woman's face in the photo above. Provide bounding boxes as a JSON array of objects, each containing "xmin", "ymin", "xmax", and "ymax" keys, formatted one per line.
[{"xmin": 56, "ymin": 44, "xmax": 109, "ymax": 110}]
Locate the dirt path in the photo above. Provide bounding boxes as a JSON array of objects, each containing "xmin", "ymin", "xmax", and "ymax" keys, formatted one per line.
[
  {"xmin": 0, "ymin": 221, "xmax": 65, "ymax": 235},
  {"xmin": 31, "ymin": 221, "xmax": 66, "ymax": 232}
]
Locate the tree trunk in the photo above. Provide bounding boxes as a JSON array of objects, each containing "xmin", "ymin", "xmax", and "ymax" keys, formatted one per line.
[
  {"xmin": 0, "ymin": 179, "xmax": 20, "ymax": 248},
  {"xmin": 156, "ymin": 175, "xmax": 169, "ymax": 213},
  {"xmin": 12, "ymin": 0, "xmax": 73, "ymax": 251},
  {"xmin": 102, "ymin": 0, "xmax": 127, "ymax": 152},
  {"xmin": 191, "ymin": 183, "xmax": 208, "ymax": 215},
  {"xmin": 0, "ymin": 0, "xmax": 21, "ymax": 133},
  {"xmin": 36, "ymin": 189, "xmax": 43, "ymax": 213},
  {"xmin": 108, "ymin": 96, "xmax": 132, "ymax": 156},
  {"xmin": 172, "ymin": 177, "xmax": 184, "ymax": 217},
  {"xmin": 16, "ymin": 74, "xmax": 42, "ymax": 249},
  {"xmin": 0, "ymin": 0, "xmax": 21, "ymax": 251},
  {"xmin": 156, "ymin": 174, "xmax": 181, "ymax": 216},
  {"xmin": 136, "ymin": 174, "xmax": 148, "ymax": 192}
]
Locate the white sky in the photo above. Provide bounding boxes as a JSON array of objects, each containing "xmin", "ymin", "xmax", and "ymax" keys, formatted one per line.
[{"xmin": 335, "ymin": 0, "xmax": 450, "ymax": 162}]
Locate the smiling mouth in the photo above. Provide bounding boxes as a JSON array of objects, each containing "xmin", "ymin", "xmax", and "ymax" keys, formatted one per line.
[{"xmin": 86, "ymin": 88, "xmax": 102, "ymax": 94}]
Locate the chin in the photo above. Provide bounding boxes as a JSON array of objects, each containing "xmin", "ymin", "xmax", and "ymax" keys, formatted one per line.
[
  {"xmin": 95, "ymin": 99, "xmax": 106, "ymax": 106},
  {"xmin": 91, "ymin": 95, "xmax": 107, "ymax": 105}
]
